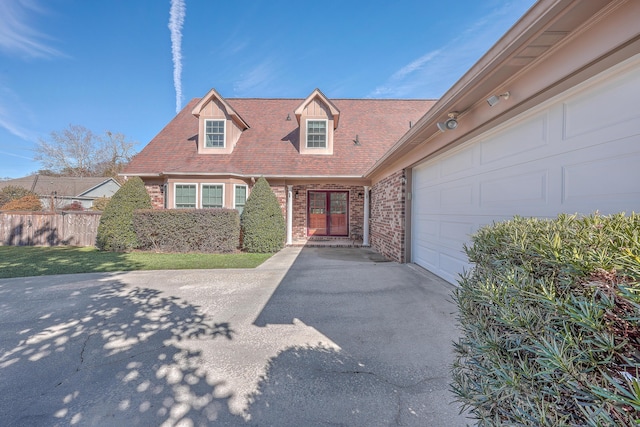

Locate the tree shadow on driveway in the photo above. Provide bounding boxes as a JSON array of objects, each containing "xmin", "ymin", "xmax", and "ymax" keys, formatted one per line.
[
  {"xmin": 0, "ymin": 274, "xmax": 241, "ymax": 426},
  {"xmin": 249, "ymin": 247, "xmax": 468, "ymax": 426}
]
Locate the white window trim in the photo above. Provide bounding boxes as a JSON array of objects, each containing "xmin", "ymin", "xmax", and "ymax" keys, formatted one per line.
[
  {"xmin": 233, "ymin": 184, "xmax": 248, "ymax": 211},
  {"xmin": 174, "ymin": 183, "xmax": 198, "ymax": 209},
  {"xmin": 306, "ymin": 118, "xmax": 328, "ymax": 149},
  {"xmin": 204, "ymin": 119, "xmax": 226, "ymax": 148},
  {"xmin": 201, "ymin": 183, "xmax": 225, "ymax": 208}
]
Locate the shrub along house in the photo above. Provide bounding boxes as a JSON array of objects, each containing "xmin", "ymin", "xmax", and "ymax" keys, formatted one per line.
[{"xmin": 125, "ymin": 0, "xmax": 640, "ymax": 284}]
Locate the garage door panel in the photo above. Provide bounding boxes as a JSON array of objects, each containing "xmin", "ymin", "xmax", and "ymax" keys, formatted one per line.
[
  {"xmin": 562, "ymin": 150, "xmax": 640, "ymax": 209},
  {"xmin": 413, "ymin": 217, "xmax": 438, "ymax": 239},
  {"xmin": 411, "ymin": 58, "xmax": 640, "ymax": 284},
  {"xmin": 440, "ymin": 220, "xmax": 475, "ymax": 249},
  {"xmin": 413, "ymin": 165, "xmax": 438, "ymax": 189},
  {"xmin": 414, "ymin": 189, "xmax": 439, "ymax": 213},
  {"xmin": 440, "ymin": 147, "xmax": 474, "ymax": 178},
  {"xmin": 440, "ymin": 184, "xmax": 473, "ymax": 209},
  {"xmin": 413, "ymin": 243, "xmax": 438, "ymax": 271},
  {"xmin": 480, "ymin": 170, "xmax": 548, "ymax": 207},
  {"xmin": 480, "ymin": 113, "xmax": 549, "ymax": 165},
  {"xmin": 563, "ymin": 68, "xmax": 640, "ymax": 141},
  {"xmin": 439, "ymin": 251, "xmax": 470, "ymax": 284}
]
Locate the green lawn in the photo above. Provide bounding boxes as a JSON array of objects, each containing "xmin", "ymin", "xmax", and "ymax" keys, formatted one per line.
[{"xmin": 0, "ymin": 246, "xmax": 273, "ymax": 279}]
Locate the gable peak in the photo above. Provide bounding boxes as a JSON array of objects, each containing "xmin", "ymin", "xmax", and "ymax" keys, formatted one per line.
[{"xmin": 294, "ymin": 88, "xmax": 340, "ymax": 129}]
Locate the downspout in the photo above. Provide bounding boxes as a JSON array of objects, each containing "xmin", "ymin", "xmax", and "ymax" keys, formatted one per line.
[
  {"xmin": 286, "ymin": 185, "xmax": 293, "ymax": 245},
  {"xmin": 363, "ymin": 186, "xmax": 370, "ymax": 246}
]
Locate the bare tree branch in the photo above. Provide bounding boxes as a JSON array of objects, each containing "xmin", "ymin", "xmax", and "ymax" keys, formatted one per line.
[{"xmin": 34, "ymin": 125, "xmax": 137, "ymax": 177}]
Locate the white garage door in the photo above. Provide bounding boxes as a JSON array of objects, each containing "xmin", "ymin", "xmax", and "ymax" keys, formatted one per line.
[{"xmin": 412, "ymin": 57, "xmax": 640, "ymax": 285}]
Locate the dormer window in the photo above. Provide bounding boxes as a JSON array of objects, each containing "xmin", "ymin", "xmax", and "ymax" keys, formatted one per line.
[
  {"xmin": 205, "ymin": 120, "xmax": 225, "ymax": 148},
  {"xmin": 192, "ymin": 88, "xmax": 249, "ymax": 154},
  {"xmin": 307, "ymin": 120, "xmax": 327, "ymax": 148},
  {"xmin": 295, "ymin": 89, "xmax": 340, "ymax": 155}
]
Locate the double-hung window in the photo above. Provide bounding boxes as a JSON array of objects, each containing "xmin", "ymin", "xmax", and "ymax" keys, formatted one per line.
[
  {"xmin": 205, "ymin": 119, "xmax": 225, "ymax": 148},
  {"xmin": 175, "ymin": 184, "xmax": 196, "ymax": 208},
  {"xmin": 306, "ymin": 120, "xmax": 327, "ymax": 148},
  {"xmin": 202, "ymin": 184, "xmax": 223, "ymax": 208},
  {"xmin": 234, "ymin": 185, "xmax": 247, "ymax": 215}
]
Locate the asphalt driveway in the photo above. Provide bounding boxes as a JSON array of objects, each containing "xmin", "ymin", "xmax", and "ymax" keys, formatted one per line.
[{"xmin": 0, "ymin": 246, "xmax": 469, "ymax": 426}]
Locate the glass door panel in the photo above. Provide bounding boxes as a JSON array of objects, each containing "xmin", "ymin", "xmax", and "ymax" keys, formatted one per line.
[
  {"xmin": 308, "ymin": 192, "xmax": 327, "ymax": 235},
  {"xmin": 307, "ymin": 191, "xmax": 348, "ymax": 236},
  {"xmin": 329, "ymin": 192, "xmax": 348, "ymax": 235}
]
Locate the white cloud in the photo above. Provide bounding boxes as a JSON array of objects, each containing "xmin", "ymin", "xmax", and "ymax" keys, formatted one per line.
[
  {"xmin": 169, "ymin": 0, "xmax": 186, "ymax": 113},
  {"xmin": 0, "ymin": 0, "xmax": 62, "ymax": 58},
  {"xmin": 0, "ymin": 150, "xmax": 33, "ymax": 161},
  {"xmin": 232, "ymin": 60, "xmax": 279, "ymax": 96},
  {"xmin": 368, "ymin": 1, "xmax": 533, "ymax": 98},
  {"xmin": 0, "ymin": 84, "xmax": 37, "ymax": 141}
]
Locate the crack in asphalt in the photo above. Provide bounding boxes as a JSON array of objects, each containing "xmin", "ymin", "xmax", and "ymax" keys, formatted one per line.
[{"xmin": 77, "ymin": 333, "xmax": 91, "ymax": 372}]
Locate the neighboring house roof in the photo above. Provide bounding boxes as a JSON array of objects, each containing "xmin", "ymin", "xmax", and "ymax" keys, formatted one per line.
[
  {"xmin": 0, "ymin": 175, "xmax": 120, "ymax": 197},
  {"xmin": 125, "ymin": 97, "xmax": 435, "ymax": 178}
]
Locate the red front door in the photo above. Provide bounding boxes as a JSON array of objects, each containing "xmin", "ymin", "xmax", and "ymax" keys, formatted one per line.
[{"xmin": 307, "ymin": 191, "xmax": 348, "ymax": 236}]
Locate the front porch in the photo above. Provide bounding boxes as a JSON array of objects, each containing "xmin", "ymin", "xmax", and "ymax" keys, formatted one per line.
[
  {"xmin": 282, "ymin": 183, "xmax": 371, "ymax": 247},
  {"xmin": 288, "ymin": 236, "xmax": 366, "ymax": 248}
]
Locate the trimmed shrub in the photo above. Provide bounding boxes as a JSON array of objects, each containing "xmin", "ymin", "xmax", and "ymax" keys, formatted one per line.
[
  {"xmin": 96, "ymin": 176, "xmax": 151, "ymax": 251},
  {"xmin": 452, "ymin": 213, "xmax": 640, "ymax": 426},
  {"xmin": 0, "ymin": 186, "xmax": 35, "ymax": 208},
  {"xmin": 1, "ymin": 194, "xmax": 43, "ymax": 211},
  {"xmin": 240, "ymin": 177, "xmax": 285, "ymax": 253},
  {"xmin": 134, "ymin": 209, "xmax": 240, "ymax": 253}
]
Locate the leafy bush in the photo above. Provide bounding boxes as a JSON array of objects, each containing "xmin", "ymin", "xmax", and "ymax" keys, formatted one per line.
[
  {"xmin": 91, "ymin": 197, "xmax": 111, "ymax": 211},
  {"xmin": 240, "ymin": 177, "xmax": 285, "ymax": 253},
  {"xmin": 1, "ymin": 194, "xmax": 43, "ymax": 211},
  {"xmin": 134, "ymin": 209, "xmax": 240, "ymax": 253},
  {"xmin": 96, "ymin": 176, "xmax": 151, "ymax": 251},
  {"xmin": 0, "ymin": 186, "xmax": 34, "ymax": 208},
  {"xmin": 452, "ymin": 213, "xmax": 640, "ymax": 426}
]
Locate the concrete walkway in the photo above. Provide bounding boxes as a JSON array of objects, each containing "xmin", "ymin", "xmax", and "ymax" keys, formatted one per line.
[{"xmin": 0, "ymin": 247, "xmax": 470, "ymax": 426}]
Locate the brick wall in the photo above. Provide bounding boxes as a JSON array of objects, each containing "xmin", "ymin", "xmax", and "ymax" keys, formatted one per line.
[
  {"xmin": 370, "ymin": 170, "xmax": 405, "ymax": 262},
  {"xmin": 145, "ymin": 183, "xmax": 164, "ymax": 209},
  {"xmin": 270, "ymin": 184, "xmax": 287, "ymax": 219}
]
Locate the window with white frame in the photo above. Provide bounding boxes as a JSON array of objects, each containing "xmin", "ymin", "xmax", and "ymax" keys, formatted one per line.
[
  {"xmin": 205, "ymin": 119, "xmax": 225, "ymax": 148},
  {"xmin": 175, "ymin": 184, "xmax": 196, "ymax": 208},
  {"xmin": 234, "ymin": 184, "xmax": 247, "ymax": 215},
  {"xmin": 202, "ymin": 184, "xmax": 224, "ymax": 208},
  {"xmin": 306, "ymin": 120, "xmax": 327, "ymax": 148}
]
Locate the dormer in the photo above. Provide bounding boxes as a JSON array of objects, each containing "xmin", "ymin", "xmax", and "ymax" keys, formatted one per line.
[
  {"xmin": 294, "ymin": 88, "xmax": 340, "ymax": 155},
  {"xmin": 191, "ymin": 88, "xmax": 249, "ymax": 154}
]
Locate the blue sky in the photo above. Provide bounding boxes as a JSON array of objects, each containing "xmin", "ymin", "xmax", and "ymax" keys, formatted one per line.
[{"xmin": 0, "ymin": 0, "xmax": 535, "ymax": 179}]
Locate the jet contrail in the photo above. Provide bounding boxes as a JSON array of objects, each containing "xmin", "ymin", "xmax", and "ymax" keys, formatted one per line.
[{"xmin": 169, "ymin": 0, "xmax": 186, "ymax": 113}]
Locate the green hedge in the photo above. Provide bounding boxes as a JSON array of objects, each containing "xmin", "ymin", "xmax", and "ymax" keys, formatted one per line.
[
  {"xmin": 133, "ymin": 209, "xmax": 240, "ymax": 253},
  {"xmin": 96, "ymin": 176, "xmax": 152, "ymax": 251},
  {"xmin": 452, "ymin": 213, "xmax": 640, "ymax": 426},
  {"xmin": 240, "ymin": 177, "xmax": 285, "ymax": 253}
]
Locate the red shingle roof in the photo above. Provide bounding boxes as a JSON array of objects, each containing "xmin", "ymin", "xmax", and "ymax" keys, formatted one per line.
[{"xmin": 125, "ymin": 97, "xmax": 435, "ymax": 177}]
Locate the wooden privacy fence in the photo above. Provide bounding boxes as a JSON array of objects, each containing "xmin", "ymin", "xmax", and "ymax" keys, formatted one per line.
[{"xmin": 0, "ymin": 212, "xmax": 102, "ymax": 247}]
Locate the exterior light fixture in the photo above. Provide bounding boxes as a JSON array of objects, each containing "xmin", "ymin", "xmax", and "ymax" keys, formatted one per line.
[
  {"xmin": 286, "ymin": 113, "xmax": 292, "ymax": 121},
  {"xmin": 437, "ymin": 112, "xmax": 459, "ymax": 132},
  {"xmin": 354, "ymin": 134, "xmax": 361, "ymax": 145},
  {"xmin": 486, "ymin": 91, "xmax": 510, "ymax": 107}
]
